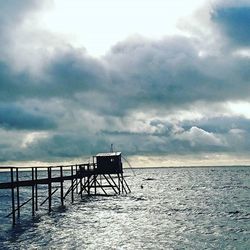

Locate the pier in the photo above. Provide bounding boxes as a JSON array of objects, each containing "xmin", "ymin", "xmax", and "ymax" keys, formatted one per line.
[{"xmin": 0, "ymin": 152, "xmax": 131, "ymax": 225}]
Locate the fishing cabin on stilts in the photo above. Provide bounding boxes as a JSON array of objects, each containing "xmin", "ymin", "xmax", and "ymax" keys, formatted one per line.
[{"xmin": 0, "ymin": 151, "xmax": 131, "ymax": 226}]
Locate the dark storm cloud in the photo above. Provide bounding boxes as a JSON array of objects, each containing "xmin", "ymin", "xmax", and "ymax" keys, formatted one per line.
[
  {"xmin": 104, "ymin": 36, "xmax": 250, "ymax": 113},
  {"xmin": 211, "ymin": 5, "xmax": 250, "ymax": 46},
  {"xmin": 43, "ymin": 48, "xmax": 108, "ymax": 98},
  {"xmin": 0, "ymin": 62, "xmax": 33, "ymax": 101},
  {"xmin": 0, "ymin": 104, "xmax": 56, "ymax": 130}
]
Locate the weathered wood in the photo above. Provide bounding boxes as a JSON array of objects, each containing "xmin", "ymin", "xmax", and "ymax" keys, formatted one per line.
[
  {"xmin": 35, "ymin": 168, "xmax": 38, "ymax": 211},
  {"xmin": 11, "ymin": 168, "xmax": 15, "ymax": 225},
  {"xmin": 7, "ymin": 198, "xmax": 32, "ymax": 218},
  {"xmin": 123, "ymin": 178, "xmax": 131, "ymax": 193},
  {"xmin": 48, "ymin": 167, "xmax": 52, "ymax": 213},
  {"xmin": 87, "ymin": 164, "xmax": 90, "ymax": 195},
  {"xmin": 60, "ymin": 166, "xmax": 64, "ymax": 207},
  {"xmin": 121, "ymin": 172, "xmax": 125, "ymax": 194},
  {"xmin": 80, "ymin": 175, "xmax": 83, "ymax": 199},
  {"xmin": 40, "ymin": 188, "xmax": 58, "ymax": 206},
  {"xmin": 16, "ymin": 168, "xmax": 20, "ymax": 218},
  {"xmin": 75, "ymin": 165, "xmax": 78, "ymax": 194},
  {"xmin": 108, "ymin": 174, "xmax": 120, "ymax": 193},
  {"xmin": 102, "ymin": 174, "xmax": 119, "ymax": 194},
  {"xmin": 117, "ymin": 173, "xmax": 121, "ymax": 194},
  {"xmin": 71, "ymin": 166, "xmax": 74, "ymax": 203},
  {"xmin": 32, "ymin": 168, "xmax": 35, "ymax": 216},
  {"xmin": 0, "ymin": 175, "xmax": 79, "ymax": 189}
]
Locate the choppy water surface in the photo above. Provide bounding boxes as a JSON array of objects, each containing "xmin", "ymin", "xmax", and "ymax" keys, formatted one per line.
[{"xmin": 0, "ymin": 167, "xmax": 249, "ymax": 249}]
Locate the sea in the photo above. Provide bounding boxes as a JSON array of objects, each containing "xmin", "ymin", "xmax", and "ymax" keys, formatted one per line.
[{"xmin": 0, "ymin": 167, "xmax": 249, "ymax": 250}]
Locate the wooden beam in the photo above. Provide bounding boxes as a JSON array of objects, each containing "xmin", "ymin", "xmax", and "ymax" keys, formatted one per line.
[
  {"xmin": 48, "ymin": 167, "xmax": 52, "ymax": 213},
  {"xmin": 11, "ymin": 168, "xmax": 15, "ymax": 225},
  {"xmin": 71, "ymin": 166, "xmax": 74, "ymax": 203},
  {"xmin": 60, "ymin": 166, "xmax": 64, "ymax": 207},
  {"xmin": 35, "ymin": 168, "xmax": 38, "ymax": 211},
  {"xmin": 16, "ymin": 168, "xmax": 20, "ymax": 218},
  {"xmin": 32, "ymin": 168, "xmax": 35, "ymax": 216}
]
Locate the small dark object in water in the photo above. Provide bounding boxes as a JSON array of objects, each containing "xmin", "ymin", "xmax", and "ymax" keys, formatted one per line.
[
  {"xmin": 144, "ymin": 178, "xmax": 155, "ymax": 181},
  {"xmin": 141, "ymin": 185, "xmax": 144, "ymax": 189},
  {"xmin": 229, "ymin": 210, "xmax": 240, "ymax": 215}
]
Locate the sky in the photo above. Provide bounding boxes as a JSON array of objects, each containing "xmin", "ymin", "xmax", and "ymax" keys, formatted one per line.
[{"xmin": 1, "ymin": 0, "xmax": 250, "ymax": 167}]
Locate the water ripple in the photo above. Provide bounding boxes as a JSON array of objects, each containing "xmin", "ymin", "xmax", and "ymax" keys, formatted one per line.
[{"xmin": 0, "ymin": 167, "xmax": 249, "ymax": 249}]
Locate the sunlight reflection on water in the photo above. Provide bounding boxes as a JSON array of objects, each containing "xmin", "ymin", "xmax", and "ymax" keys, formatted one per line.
[{"xmin": 0, "ymin": 167, "xmax": 249, "ymax": 249}]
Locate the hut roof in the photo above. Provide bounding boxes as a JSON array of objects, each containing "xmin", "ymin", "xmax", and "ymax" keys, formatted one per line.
[{"xmin": 96, "ymin": 152, "xmax": 121, "ymax": 157}]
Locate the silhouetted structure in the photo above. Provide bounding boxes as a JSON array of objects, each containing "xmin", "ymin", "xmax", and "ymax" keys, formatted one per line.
[
  {"xmin": 0, "ymin": 152, "xmax": 131, "ymax": 225},
  {"xmin": 96, "ymin": 152, "xmax": 122, "ymax": 174}
]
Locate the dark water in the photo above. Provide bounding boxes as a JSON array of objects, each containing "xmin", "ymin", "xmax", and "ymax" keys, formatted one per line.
[{"xmin": 0, "ymin": 167, "xmax": 249, "ymax": 249}]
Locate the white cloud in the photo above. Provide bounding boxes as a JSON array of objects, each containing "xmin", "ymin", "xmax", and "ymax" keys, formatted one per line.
[
  {"xmin": 227, "ymin": 102, "xmax": 250, "ymax": 119},
  {"xmin": 21, "ymin": 132, "xmax": 49, "ymax": 148},
  {"xmin": 175, "ymin": 126, "xmax": 224, "ymax": 147}
]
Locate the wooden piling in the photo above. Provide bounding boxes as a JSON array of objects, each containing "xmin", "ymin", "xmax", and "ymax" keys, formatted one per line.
[
  {"xmin": 117, "ymin": 173, "xmax": 121, "ymax": 194},
  {"xmin": 48, "ymin": 167, "xmax": 52, "ymax": 213},
  {"xmin": 121, "ymin": 172, "xmax": 125, "ymax": 194},
  {"xmin": 60, "ymin": 166, "xmax": 64, "ymax": 207},
  {"xmin": 32, "ymin": 168, "xmax": 35, "ymax": 216},
  {"xmin": 35, "ymin": 168, "xmax": 38, "ymax": 211},
  {"xmin": 75, "ymin": 165, "xmax": 78, "ymax": 194},
  {"xmin": 16, "ymin": 168, "xmax": 20, "ymax": 218},
  {"xmin": 80, "ymin": 167, "xmax": 83, "ymax": 199},
  {"xmin": 94, "ymin": 175, "xmax": 97, "ymax": 195},
  {"xmin": 10, "ymin": 168, "xmax": 15, "ymax": 225},
  {"xmin": 87, "ymin": 165, "xmax": 90, "ymax": 195},
  {"xmin": 71, "ymin": 166, "xmax": 74, "ymax": 203}
]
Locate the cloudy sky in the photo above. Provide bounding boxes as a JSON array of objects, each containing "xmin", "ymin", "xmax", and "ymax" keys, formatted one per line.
[{"xmin": 1, "ymin": 0, "xmax": 250, "ymax": 166}]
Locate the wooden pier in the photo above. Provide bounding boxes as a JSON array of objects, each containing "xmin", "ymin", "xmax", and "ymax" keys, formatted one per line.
[{"xmin": 0, "ymin": 152, "xmax": 131, "ymax": 225}]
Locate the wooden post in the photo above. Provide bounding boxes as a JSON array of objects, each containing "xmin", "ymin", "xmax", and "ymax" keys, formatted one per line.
[
  {"xmin": 87, "ymin": 164, "xmax": 90, "ymax": 195},
  {"xmin": 93, "ymin": 157, "xmax": 96, "ymax": 195},
  {"xmin": 32, "ymin": 168, "xmax": 35, "ymax": 216},
  {"xmin": 117, "ymin": 173, "xmax": 121, "ymax": 194},
  {"xmin": 11, "ymin": 168, "xmax": 15, "ymax": 225},
  {"xmin": 48, "ymin": 167, "xmax": 52, "ymax": 213},
  {"xmin": 16, "ymin": 168, "xmax": 20, "ymax": 218},
  {"xmin": 71, "ymin": 166, "xmax": 74, "ymax": 203},
  {"xmin": 35, "ymin": 168, "xmax": 38, "ymax": 211},
  {"xmin": 60, "ymin": 166, "xmax": 64, "ymax": 207},
  {"xmin": 94, "ymin": 175, "xmax": 97, "ymax": 195},
  {"xmin": 75, "ymin": 165, "xmax": 78, "ymax": 194},
  {"xmin": 123, "ymin": 178, "xmax": 131, "ymax": 193},
  {"xmin": 121, "ymin": 172, "xmax": 125, "ymax": 194},
  {"xmin": 80, "ymin": 166, "xmax": 83, "ymax": 199},
  {"xmin": 103, "ymin": 174, "xmax": 119, "ymax": 194}
]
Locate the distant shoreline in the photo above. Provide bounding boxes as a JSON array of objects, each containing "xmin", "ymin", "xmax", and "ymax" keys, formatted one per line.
[
  {"xmin": 132, "ymin": 165, "xmax": 250, "ymax": 169},
  {"xmin": 0, "ymin": 165, "xmax": 250, "ymax": 172}
]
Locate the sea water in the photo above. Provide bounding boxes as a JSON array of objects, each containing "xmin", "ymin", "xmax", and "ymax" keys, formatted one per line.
[{"xmin": 0, "ymin": 167, "xmax": 249, "ymax": 250}]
